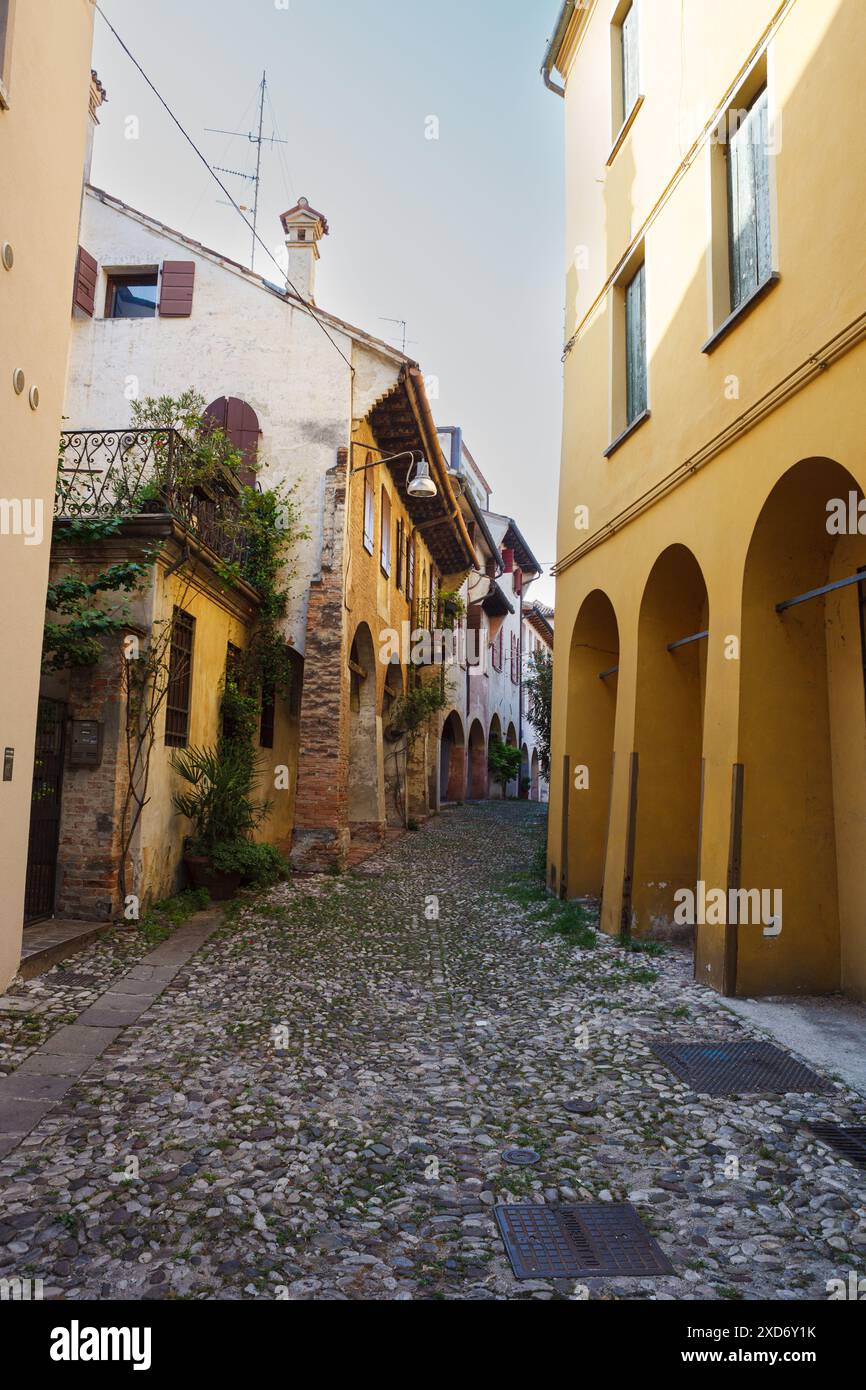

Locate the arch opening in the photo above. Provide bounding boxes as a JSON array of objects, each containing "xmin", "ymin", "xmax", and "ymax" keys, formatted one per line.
[
  {"xmin": 737, "ymin": 457, "xmax": 866, "ymax": 998},
  {"xmin": 631, "ymin": 546, "xmax": 709, "ymax": 940},
  {"xmin": 564, "ymin": 589, "xmax": 620, "ymax": 903},
  {"xmin": 439, "ymin": 710, "xmax": 466, "ymax": 804},
  {"xmin": 348, "ymin": 624, "xmax": 381, "ymax": 827}
]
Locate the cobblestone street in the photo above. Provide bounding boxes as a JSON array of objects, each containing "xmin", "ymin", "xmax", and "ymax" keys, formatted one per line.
[{"xmin": 1, "ymin": 803, "xmax": 863, "ymax": 1302}]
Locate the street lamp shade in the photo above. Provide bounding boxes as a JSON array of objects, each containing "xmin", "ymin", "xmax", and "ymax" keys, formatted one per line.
[{"xmin": 407, "ymin": 456, "xmax": 438, "ymax": 500}]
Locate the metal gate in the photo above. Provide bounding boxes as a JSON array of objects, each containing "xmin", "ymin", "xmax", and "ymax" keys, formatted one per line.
[{"xmin": 24, "ymin": 698, "xmax": 67, "ymax": 925}]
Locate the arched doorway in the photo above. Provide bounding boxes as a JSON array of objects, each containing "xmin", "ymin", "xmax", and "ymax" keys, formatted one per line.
[
  {"xmin": 562, "ymin": 590, "xmax": 620, "ymax": 902},
  {"xmin": 530, "ymin": 749, "xmax": 540, "ymax": 802},
  {"xmin": 737, "ymin": 458, "xmax": 866, "ymax": 998},
  {"xmin": 382, "ymin": 660, "xmax": 405, "ymax": 827},
  {"xmin": 439, "ymin": 711, "xmax": 466, "ymax": 803},
  {"xmin": 506, "ymin": 722, "xmax": 519, "ymax": 799},
  {"xmin": 348, "ymin": 623, "xmax": 380, "ymax": 828},
  {"xmin": 519, "ymin": 743, "xmax": 530, "ymax": 799},
  {"xmin": 488, "ymin": 713, "xmax": 503, "ymax": 799},
  {"xmin": 631, "ymin": 546, "xmax": 709, "ymax": 939},
  {"xmin": 467, "ymin": 719, "xmax": 487, "ymax": 800}
]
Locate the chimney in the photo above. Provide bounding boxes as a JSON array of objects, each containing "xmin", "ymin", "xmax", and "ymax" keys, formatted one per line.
[
  {"xmin": 280, "ymin": 197, "xmax": 329, "ymax": 304},
  {"xmin": 85, "ymin": 70, "xmax": 108, "ymax": 185}
]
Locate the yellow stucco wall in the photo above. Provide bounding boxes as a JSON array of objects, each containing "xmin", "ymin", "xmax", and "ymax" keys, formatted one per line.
[
  {"xmin": 345, "ymin": 418, "xmax": 444, "ymax": 827},
  {"xmin": 549, "ymin": 0, "xmax": 866, "ymax": 998},
  {"xmin": 138, "ymin": 557, "xmax": 297, "ymax": 905},
  {"xmin": 0, "ymin": 0, "xmax": 95, "ymax": 987}
]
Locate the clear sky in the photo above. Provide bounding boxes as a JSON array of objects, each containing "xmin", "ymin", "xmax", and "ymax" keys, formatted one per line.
[{"xmin": 90, "ymin": 0, "xmax": 565, "ymax": 605}]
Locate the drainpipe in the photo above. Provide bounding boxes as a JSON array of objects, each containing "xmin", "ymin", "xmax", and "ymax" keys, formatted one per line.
[{"xmin": 541, "ymin": 0, "xmax": 576, "ymax": 97}]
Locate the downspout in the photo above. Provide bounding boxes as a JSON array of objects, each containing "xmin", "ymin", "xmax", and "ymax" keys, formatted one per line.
[{"xmin": 541, "ymin": 0, "xmax": 576, "ymax": 97}]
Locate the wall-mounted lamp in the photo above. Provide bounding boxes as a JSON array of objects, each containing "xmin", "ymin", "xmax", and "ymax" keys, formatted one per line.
[{"xmin": 350, "ymin": 445, "xmax": 438, "ymax": 501}]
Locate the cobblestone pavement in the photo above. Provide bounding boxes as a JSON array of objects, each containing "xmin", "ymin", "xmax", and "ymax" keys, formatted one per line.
[{"xmin": 1, "ymin": 803, "xmax": 864, "ymax": 1301}]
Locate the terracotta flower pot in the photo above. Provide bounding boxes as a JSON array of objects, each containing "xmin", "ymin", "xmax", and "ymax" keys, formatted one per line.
[{"xmin": 183, "ymin": 855, "xmax": 241, "ymax": 902}]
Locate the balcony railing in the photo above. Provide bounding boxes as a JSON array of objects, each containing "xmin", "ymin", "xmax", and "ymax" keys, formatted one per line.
[{"xmin": 57, "ymin": 428, "xmax": 248, "ymax": 568}]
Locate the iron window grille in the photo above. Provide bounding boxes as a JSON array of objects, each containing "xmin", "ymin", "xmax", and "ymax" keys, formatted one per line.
[{"xmin": 165, "ymin": 608, "xmax": 195, "ymax": 748}]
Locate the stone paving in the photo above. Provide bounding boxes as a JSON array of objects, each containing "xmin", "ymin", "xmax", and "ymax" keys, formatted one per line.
[{"xmin": 0, "ymin": 802, "xmax": 864, "ymax": 1301}]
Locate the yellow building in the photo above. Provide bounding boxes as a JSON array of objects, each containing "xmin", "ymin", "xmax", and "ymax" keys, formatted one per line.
[
  {"xmin": 543, "ymin": 0, "xmax": 866, "ymax": 999},
  {"xmin": 0, "ymin": 0, "xmax": 97, "ymax": 989}
]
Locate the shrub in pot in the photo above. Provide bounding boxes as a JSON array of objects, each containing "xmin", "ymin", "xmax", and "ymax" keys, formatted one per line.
[{"xmin": 171, "ymin": 743, "xmax": 278, "ymax": 899}]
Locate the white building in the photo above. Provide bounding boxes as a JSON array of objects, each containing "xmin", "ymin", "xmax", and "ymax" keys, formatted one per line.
[{"xmin": 435, "ymin": 428, "xmax": 547, "ymax": 803}]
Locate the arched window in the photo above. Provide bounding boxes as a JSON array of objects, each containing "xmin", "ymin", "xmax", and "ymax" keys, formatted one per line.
[{"xmin": 203, "ymin": 397, "xmax": 260, "ymax": 485}]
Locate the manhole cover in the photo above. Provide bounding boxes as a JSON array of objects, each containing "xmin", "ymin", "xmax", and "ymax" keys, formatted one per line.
[
  {"xmin": 502, "ymin": 1148, "xmax": 541, "ymax": 1166},
  {"xmin": 807, "ymin": 1122, "xmax": 866, "ymax": 1170},
  {"xmin": 564, "ymin": 1100, "xmax": 596, "ymax": 1115},
  {"xmin": 651, "ymin": 1040, "xmax": 832, "ymax": 1096},
  {"xmin": 494, "ymin": 1203, "xmax": 674, "ymax": 1280}
]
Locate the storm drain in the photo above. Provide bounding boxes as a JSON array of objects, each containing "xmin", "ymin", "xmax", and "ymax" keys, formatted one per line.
[
  {"xmin": 807, "ymin": 1122, "xmax": 866, "ymax": 1170},
  {"xmin": 651, "ymin": 1040, "xmax": 832, "ymax": 1096},
  {"xmin": 564, "ymin": 1100, "xmax": 596, "ymax": 1116},
  {"xmin": 494, "ymin": 1203, "xmax": 673, "ymax": 1280},
  {"xmin": 501, "ymin": 1148, "xmax": 541, "ymax": 1167}
]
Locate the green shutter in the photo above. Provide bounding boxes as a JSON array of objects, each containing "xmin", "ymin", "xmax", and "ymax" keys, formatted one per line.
[
  {"xmin": 728, "ymin": 88, "xmax": 771, "ymax": 310},
  {"xmin": 626, "ymin": 262, "xmax": 647, "ymax": 425},
  {"xmin": 622, "ymin": 3, "xmax": 640, "ymax": 119}
]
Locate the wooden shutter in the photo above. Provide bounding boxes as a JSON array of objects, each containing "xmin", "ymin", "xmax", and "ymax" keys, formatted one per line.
[
  {"xmin": 73, "ymin": 246, "xmax": 98, "ymax": 316},
  {"xmin": 204, "ymin": 397, "xmax": 259, "ymax": 484},
  {"xmin": 752, "ymin": 90, "xmax": 772, "ymax": 286},
  {"xmin": 395, "ymin": 518, "xmax": 404, "ymax": 591},
  {"xmin": 159, "ymin": 260, "xmax": 196, "ymax": 317},
  {"xmin": 625, "ymin": 261, "xmax": 647, "ymax": 424},
  {"xmin": 622, "ymin": 3, "xmax": 639, "ymax": 118},
  {"xmin": 363, "ymin": 473, "xmax": 375, "ymax": 554},
  {"xmin": 380, "ymin": 487, "xmax": 392, "ymax": 576},
  {"xmin": 728, "ymin": 91, "xmax": 771, "ymax": 311}
]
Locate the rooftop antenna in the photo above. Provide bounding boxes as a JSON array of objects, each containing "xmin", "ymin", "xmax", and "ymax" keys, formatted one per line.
[
  {"xmin": 379, "ymin": 317, "xmax": 415, "ymax": 355},
  {"xmin": 206, "ymin": 71, "xmax": 287, "ymax": 272}
]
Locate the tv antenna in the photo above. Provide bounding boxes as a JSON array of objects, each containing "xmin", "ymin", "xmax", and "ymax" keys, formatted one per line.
[
  {"xmin": 206, "ymin": 71, "xmax": 287, "ymax": 272},
  {"xmin": 379, "ymin": 317, "xmax": 416, "ymax": 355}
]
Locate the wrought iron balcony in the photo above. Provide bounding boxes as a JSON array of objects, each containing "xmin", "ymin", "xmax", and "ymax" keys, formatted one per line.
[{"xmin": 57, "ymin": 428, "xmax": 248, "ymax": 568}]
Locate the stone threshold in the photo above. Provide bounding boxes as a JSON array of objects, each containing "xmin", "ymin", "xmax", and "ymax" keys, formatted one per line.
[
  {"xmin": 0, "ymin": 908, "xmax": 224, "ymax": 1160},
  {"xmin": 18, "ymin": 920, "xmax": 113, "ymax": 981}
]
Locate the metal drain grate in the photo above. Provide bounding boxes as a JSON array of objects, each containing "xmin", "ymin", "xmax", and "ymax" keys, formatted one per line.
[
  {"xmin": 494, "ymin": 1203, "xmax": 673, "ymax": 1280},
  {"xmin": 807, "ymin": 1122, "xmax": 866, "ymax": 1170},
  {"xmin": 564, "ymin": 1099, "xmax": 596, "ymax": 1115},
  {"xmin": 651, "ymin": 1040, "xmax": 832, "ymax": 1096}
]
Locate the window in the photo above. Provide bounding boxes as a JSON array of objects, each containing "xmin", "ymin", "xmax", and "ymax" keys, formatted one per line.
[
  {"xmin": 609, "ymin": 0, "xmax": 641, "ymax": 151},
  {"xmin": 363, "ymin": 465, "xmax": 375, "ymax": 554},
  {"xmin": 380, "ymin": 486, "xmax": 392, "ymax": 577},
  {"xmin": 727, "ymin": 88, "xmax": 772, "ymax": 313},
  {"xmin": 625, "ymin": 261, "xmax": 647, "ymax": 426},
  {"xmin": 0, "ymin": 0, "xmax": 14, "ymax": 108},
  {"xmin": 511, "ymin": 632, "xmax": 520, "ymax": 685},
  {"xmin": 492, "ymin": 627, "xmax": 503, "ymax": 672},
  {"xmin": 260, "ymin": 684, "xmax": 275, "ymax": 750},
  {"xmin": 105, "ymin": 271, "xmax": 159, "ymax": 319},
  {"xmin": 165, "ymin": 608, "xmax": 195, "ymax": 747},
  {"xmin": 222, "ymin": 643, "xmax": 242, "ymax": 739},
  {"xmin": 395, "ymin": 517, "xmax": 404, "ymax": 591},
  {"xmin": 621, "ymin": 3, "xmax": 639, "ymax": 121},
  {"xmin": 407, "ymin": 534, "xmax": 415, "ymax": 606}
]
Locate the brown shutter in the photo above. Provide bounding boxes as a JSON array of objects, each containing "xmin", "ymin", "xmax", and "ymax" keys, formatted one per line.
[
  {"xmin": 159, "ymin": 260, "xmax": 196, "ymax": 317},
  {"xmin": 204, "ymin": 397, "xmax": 259, "ymax": 484},
  {"xmin": 73, "ymin": 246, "xmax": 98, "ymax": 316}
]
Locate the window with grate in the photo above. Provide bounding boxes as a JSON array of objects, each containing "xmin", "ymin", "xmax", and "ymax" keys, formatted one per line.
[
  {"xmin": 165, "ymin": 608, "xmax": 195, "ymax": 747},
  {"xmin": 492, "ymin": 627, "xmax": 503, "ymax": 672}
]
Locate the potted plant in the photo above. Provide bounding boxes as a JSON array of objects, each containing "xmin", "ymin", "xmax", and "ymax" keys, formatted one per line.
[{"xmin": 171, "ymin": 743, "xmax": 271, "ymax": 900}]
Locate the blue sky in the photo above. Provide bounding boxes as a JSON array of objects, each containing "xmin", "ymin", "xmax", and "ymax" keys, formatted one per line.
[{"xmin": 91, "ymin": 0, "xmax": 565, "ymax": 602}]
